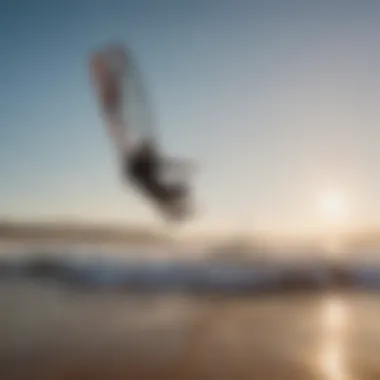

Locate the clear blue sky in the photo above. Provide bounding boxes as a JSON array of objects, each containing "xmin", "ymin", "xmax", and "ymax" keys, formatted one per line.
[{"xmin": 1, "ymin": 1, "xmax": 380, "ymax": 235}]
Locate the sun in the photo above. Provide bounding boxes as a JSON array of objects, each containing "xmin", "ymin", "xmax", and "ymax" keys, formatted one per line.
[
  {"xmin": 316, "ymin": 189, "xmax": 351, "ymax": 255},
  {"xmin": 317, "ymin": 190, "xmax": 348, "ymax": 223}
]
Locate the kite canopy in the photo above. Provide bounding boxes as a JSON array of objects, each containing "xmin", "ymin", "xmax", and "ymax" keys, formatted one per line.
[{"xmin": 90, "ymin": 43, "xmax": 156, "ymax": 143}]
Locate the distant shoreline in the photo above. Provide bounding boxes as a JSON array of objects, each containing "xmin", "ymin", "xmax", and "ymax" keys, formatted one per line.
[
  {"xmin": 0, "ymin": 220, "xmax": 168, "ymax": 245},
  {"xmin": 1, "ymin": 220, "xmax": 380, "ymax": 253}
]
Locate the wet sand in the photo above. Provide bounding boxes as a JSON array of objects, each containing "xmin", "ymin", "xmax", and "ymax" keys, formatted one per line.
[{"xmin": 1, "ymin": 280, "xmax": 380, "ymax": 379}]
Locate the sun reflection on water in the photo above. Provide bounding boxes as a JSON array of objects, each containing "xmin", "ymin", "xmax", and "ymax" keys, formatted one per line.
[{"xmin": 318, "ymin": 295, "xmax": 349, "ymax": 380}]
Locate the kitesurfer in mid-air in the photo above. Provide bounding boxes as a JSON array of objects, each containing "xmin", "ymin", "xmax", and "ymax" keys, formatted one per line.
[{"xmin": 90, "ymin": 46, "xmax": 190, "ymax": 220}]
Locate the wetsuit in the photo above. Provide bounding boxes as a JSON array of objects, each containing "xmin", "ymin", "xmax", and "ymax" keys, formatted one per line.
[{"xmin": 125, "ymin": 142, "xmax": 187, "ymax": 207}]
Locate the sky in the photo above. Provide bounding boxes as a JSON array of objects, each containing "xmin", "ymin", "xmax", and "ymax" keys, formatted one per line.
[{"xmin": 1, "ymin": 0, "xmax": 380, "ymax": 236}]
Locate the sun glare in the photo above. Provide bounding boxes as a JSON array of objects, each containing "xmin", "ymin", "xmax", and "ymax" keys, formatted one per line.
[{"xmin": 318, "ymin": 190, "xmax": 348, "ymax": 223}]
